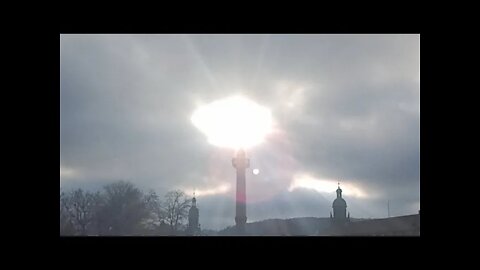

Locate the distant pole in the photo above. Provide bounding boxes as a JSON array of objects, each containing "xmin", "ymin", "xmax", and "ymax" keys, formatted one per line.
[{"xmin": 387, "ymin": 200, "xmax": 390, "ymax": 218}]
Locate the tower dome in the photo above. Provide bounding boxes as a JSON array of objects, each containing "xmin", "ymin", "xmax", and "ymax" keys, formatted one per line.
[
  {"xmin": 332, "ymin": 183, "xmax": 348, "ymax": 223},
  {"xmin": 332, "ymin": 197, "xmax": 347, "ymax": 208},
  {"xmin": 187, "ymin": 192, "xmax": 200, "ymax": 235}
]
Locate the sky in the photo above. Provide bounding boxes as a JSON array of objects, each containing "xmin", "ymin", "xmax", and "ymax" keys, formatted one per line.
[{"xmin": 60, "ymin": 34, "xmax": 420, "ymax": 230}]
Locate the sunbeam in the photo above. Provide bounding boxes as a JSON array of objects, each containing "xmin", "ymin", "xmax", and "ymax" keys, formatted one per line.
[{"xmin": 182, "ymin": 35, "xmax": 219, "ymax": 92}]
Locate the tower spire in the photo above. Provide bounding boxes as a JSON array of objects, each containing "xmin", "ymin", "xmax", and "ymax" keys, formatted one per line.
[
  {"xmin": 336, "ymin": 181, "xmax": 342, "ymax": 198},
  {"xmin": 187, "ymin": 191, "xmax": 199, "ymax": 236},
  {"xmin": 192, "ymin": 189, "xmax": 196, "ymax": 207},
  {"xmin": 332, "ymin": 181, "xmax": 348, "ymax": 225}
]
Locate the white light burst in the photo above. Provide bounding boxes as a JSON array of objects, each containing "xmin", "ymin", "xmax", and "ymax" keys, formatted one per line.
[{"xmin": 191, "ymin": 95, "xmax": 273, "ymax": 149}]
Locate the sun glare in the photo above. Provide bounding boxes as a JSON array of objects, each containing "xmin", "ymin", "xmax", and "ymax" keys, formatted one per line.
[{"xmin": 191, "ymin": 95, "xmax": 273, "ymax": 149}]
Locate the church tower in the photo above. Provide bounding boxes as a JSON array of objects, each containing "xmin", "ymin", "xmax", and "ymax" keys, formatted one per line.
[
  {"xmin": 187, "ymin": 192, "xmax": 200, "ymax": 235},
  {"xmin": 331, "ymin": 183, "xmax": 350, "ymax": 225}
]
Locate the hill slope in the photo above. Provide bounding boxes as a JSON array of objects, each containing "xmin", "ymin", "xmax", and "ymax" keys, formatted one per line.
[
  {"xmin": 216, "ymin": 214, "xmax": 419, "ymax": 236},
  {"xmin": 217, "ymin": 216, "xmax": 365, "ymax": 236}
]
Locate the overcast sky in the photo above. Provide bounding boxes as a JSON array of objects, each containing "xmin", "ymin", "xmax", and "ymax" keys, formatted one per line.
[{"xmin": 60, "ymin": 34, "xmax": 420, "ymax": 230}]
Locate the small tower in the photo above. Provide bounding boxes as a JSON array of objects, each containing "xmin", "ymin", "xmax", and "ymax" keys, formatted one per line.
[
  {"xmin": 232, "ymin": 149, "xmax": 249, "ymax": 235},
  {"xmin": 331, "ymin": 182, "xmax": 349, "ymax": 225},
  {"xmin": 187, "ymin": 191, "xmax": 200, "ymax": 236}
]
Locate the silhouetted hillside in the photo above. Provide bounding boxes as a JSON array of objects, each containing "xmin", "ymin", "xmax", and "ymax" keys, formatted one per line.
[
  {"xmin": 216, "ymin": 214, "xmax": 419, "ymax": 236},
  {"xmin": 217, "ymin": 217, "xmax": 366, "ymax": 236},
  {"xmin": 321, "ymin": 214, "xmax": 420, "ymax": 236}
]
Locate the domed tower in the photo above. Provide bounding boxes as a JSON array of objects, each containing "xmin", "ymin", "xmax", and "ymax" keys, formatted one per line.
[
  {"xmin": 331, "ymin": 183, "xmax": 349, "ymax": 225},
  {"xmin": 187, "ymin": 192, "xmax": 200, "ymax": 235}
]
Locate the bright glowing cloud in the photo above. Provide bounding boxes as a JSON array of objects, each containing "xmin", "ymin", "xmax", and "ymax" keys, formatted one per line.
[
  {"xmin": 191, "ymin": 95, "xmax": 273, "ymax": 149},
  {"xmin": 273, "ymin": 81, "xmax": 308, "ymax": 108},
  {"xmin": 289, "ymin": 173, "xmax": 368, "ymax": 198},
  {"xmin": 187, "ymin": 183, "xmax": 231, "ymax": 197},
  {"xmin": 60, "ymin": 166, "xmax": 77, "ymax": 178}
]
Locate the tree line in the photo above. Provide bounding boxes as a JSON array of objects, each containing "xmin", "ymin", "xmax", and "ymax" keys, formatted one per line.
[{"xmin": 60, "ymin": 181, "xmax": 193, "ymax": 236}]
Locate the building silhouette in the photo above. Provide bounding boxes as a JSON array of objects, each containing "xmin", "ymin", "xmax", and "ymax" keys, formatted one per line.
[
  {"xmin": 330, "ymin": 183, "xmax": 350, "ymax": 225},
  {"xmin": 186, "ymin": 193, "xmax": 201, "ymax": 235},
  {"xmin": 232, "ymin": 149, "xmax": 249, "ymax": 235}
]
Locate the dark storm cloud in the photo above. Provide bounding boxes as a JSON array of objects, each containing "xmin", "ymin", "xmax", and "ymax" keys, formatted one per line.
[
  {"xmin": 289, "ymin": 81, "xmax": 420, "ymax": 184},
  {"xmin": 60, "ymin": 35, "xmax": 212, "ymax": 190},
  {"xmin": 60, "ymin": 34, "xmax": 419, "ymax": 229}
]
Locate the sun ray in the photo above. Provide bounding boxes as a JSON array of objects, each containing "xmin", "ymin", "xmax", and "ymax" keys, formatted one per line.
[{"xmin": 182, "ymin": 34, "xmax": 219, "ymax": 92}]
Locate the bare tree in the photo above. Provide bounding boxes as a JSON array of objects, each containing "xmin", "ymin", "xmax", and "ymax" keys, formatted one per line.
[
  {"xmin": 60, "ymin": 189, "xmax": 98, "ymax": 235},
  {"xmin": 163, "ymin": 190, "xmax": 191, "ymax": 234},
  {"xmin": 60, "ymin": 191, "xmax": 75, "ymax": 235},
  {"xmin": 142, "ymin": 190, "xmax": 166, "ymax": 233},
  {"xmin": 98, "ymin": 181, "xmax": 148, "ymax": 235},
  {"xmin": 59, "ymin": 182, "xmax": 195, "ymax": 236}
]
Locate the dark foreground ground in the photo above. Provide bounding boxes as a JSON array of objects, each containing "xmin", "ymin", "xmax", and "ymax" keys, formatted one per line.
[{"xmin": 216, "ymin": 214, "xmax": 420, "ymax": 236}]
